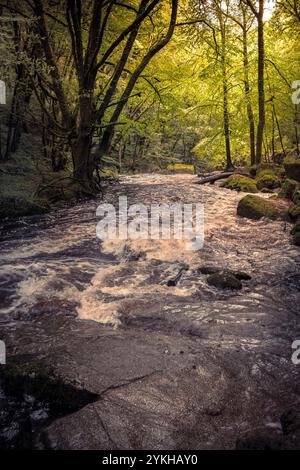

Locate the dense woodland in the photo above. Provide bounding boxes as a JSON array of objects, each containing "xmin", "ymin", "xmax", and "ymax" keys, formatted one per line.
[{"xmin": 0, "ymin": 0, "xmax": 299, "ymax": 191}]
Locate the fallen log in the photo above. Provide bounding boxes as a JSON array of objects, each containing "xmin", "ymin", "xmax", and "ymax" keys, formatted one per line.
[{"xmin": 195, "ymin": 172, "xmax": 233, "ymax": 185}]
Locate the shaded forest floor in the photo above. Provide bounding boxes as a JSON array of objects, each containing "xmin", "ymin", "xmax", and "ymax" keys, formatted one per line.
[
  {"xmin": 0, "ymin": 134, "xmax": 76, "ymax": 219},
  {"xmin": 1, "ymin": 175, "xmax": 300, "ymax": 450}
]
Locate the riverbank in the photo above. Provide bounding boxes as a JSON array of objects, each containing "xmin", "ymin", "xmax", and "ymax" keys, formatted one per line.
[{"xmin": 1, "ymin": 175, "xmax": 300, "ymax": 449}]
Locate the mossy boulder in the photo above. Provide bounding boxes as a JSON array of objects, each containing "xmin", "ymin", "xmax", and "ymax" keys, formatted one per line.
[
  {"xmin": 256, "ymin": 164, "xmax": 285, "ymax": 178},
  {"xmin": 284, "ymin": 158, "xmax": 300, "ymax": 182},
  {"xmin": 220, "ymin": 174, "xmax": 258, "ymax": 193},
  {"xmin": 278, "ymin": 179, "xmax": 298, "ymax": 200},
  {"xmin": 289, "ymin": 204, "xmax": 300, "ymax": 222},
  {"xmin": 256, "ymin": 173, "xmax": 281, "ymax": 191},
  {"xmin": 237, "ymin": 195, "xmax": 287, "ymax": 221}
]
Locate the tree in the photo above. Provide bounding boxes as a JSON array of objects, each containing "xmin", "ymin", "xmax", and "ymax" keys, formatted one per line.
[
  {"xmin": 242, "ymin": 0, "xmax": 265, "ymax": 165},
  {"xmin": 30, "ymin": 0, "xmax": 178, "ymax": 189}
]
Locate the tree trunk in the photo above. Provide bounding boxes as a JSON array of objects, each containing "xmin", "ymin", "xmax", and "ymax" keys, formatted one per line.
[
  {"xmin": 242, "ymin": 19, "xmax": 256, "ymax": 166},
  {"xmin": 220, "ymin": 22, "xmax": 233, "ymax": 170},
  {"xmin": 256, "ymin": 0, "xmax": 265, "ymax": 165},
  {"xmin": 71, "ymin": 93, "xmax": 94, "ymax": 186}
]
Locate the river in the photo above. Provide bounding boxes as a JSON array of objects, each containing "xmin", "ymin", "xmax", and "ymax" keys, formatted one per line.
[{"xmin": 1, "ymin": 174, "xmax": 300, "ymax": 449}]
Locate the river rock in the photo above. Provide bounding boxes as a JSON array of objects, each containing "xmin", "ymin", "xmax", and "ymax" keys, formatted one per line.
[
  {"xmin": 198, "ymin": 266, "xmax": 251, "ymax": 281},
  {"xmin": 197, "ymin": 266, "xmax": 223, "ymax": 275},
  {"xmin": 207, "ymin": 271, "xmax": 242, "ymax": 290},
  {"xmin": 237, "ymin": 195, "xmax": 287, "ymax": 221},
  {"xmin": 233, "ymin": 271, "xmax": 252, "ymax": 281}
]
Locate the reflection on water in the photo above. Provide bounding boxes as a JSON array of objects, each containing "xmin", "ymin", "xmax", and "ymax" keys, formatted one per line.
[{"xmin": 0, "ymin": 174, "xmax": 299, "ymax": 337}]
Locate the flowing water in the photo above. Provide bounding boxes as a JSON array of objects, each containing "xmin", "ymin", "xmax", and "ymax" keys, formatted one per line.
[
  {"xmin": 1, "ymin": 174, "xmax": 300, "ymax": 449},
  {"xmin": 1, "ymin": 174, "xmax": 299, "ymax": 331}
]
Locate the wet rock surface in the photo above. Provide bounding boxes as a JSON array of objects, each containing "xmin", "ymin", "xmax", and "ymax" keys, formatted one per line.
[{"xmin": 0, "ymin": 174, "xmax": 300, "ymax": 450}]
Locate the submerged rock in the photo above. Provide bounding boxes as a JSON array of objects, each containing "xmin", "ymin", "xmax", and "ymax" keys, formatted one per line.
[
  {"xmin": 207, "ymin": 271, "xmax": 242, "ymax": 290},
  {"xmin": 198, "ymin": 266, "xmax": 251, "ymax": 281},
  {"xmin": 220, "ymin": 174, "xmax": 258, "ymax": 193},
  {"xmin": 197, "ymin": 266, "xmax": 223, "ymax": 275},
  {"xmin": 233, "ymin": 271, "xmax": 252, "ymax": 281},
  {"xmin": 237, "ymin": 195, "xmax": 287, "ymax": 221}
]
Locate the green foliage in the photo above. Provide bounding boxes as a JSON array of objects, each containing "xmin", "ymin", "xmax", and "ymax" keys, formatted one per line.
[
  {"xmin": 167, "ymin": 163, "xmax": 195, "ymax": 173},
  {"xmin": 100, "ymin": 167, "xmax": 119, "ymax": 179}
]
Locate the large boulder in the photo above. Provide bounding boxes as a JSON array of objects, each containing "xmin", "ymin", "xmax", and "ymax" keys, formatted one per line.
[
  {"xmin": 256, "ymin": 173, "xmax": 281, "ymax": 191},
  {"xmin": 278, "ymin": 179, "xmax": 298, "ymax": 200},
  {"xmin": 256, "ymin": 164, "xmax": 285, "ymax": 177},
  {"xmin": 220, "ymin": 175, "xmax": 258, "ymax": 193},
  {"xmin": 284, "ymin": 158, "xmax": 300, "ymax": 182},
  {"xmin": 237, "ymin": 195, "xmax": 287, "ymax": 221}
]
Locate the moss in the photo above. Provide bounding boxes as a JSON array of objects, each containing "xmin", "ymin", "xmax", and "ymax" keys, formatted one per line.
[
  {"xmin": 167, "ymin": 163, "xmax": 195, "ymax": 174},
  {"xmin": 256, "ymin": 164, "xmax": 285, "ymax": 178},
  {"xmin": 289, "ymin": 204, "xmax": 300, "ymax": 222},
  {"xmin": 278, "ymin": 179, "xmax": 298, "ymax": 200},
  {"xmin": 237, "ymin": 194, "xmax": 287, "ymax": 220},
  {"xmin": 220, "ymin": 174, "xmax": 258, "ymax": 193},
  {"xmin": 284, "ymin": 158, "xmax": 300, "ymax": 182},
  {"xmin": 256, "ymin": 173, "xmax": 281, "ymax": 191},
  {"xmin": 100, "ymin": 167, "xmax": 119, "ymax": 179}
]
